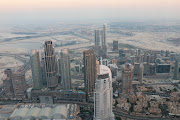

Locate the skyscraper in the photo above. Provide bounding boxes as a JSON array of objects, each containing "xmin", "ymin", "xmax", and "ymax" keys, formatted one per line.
[
  {"xmin": 173, "ymin": 59, "xmax": 179, "ymax": 80},
  {"xmin": 136, "ymin": 49, "xmax": 141, "ymax": 56},
  {"xmin": 94, "ymin": 24, "xmax": 107, "ymax": 47},
  {"xmin": 3, "ymin": 68, "xmax": 27, "ymax": 99},
  {"xmin": 44, "ymin": 41, "xmax": 58, "ymax": 88},
  {"xmin": 103, "ymin": 23, "xmax": 107, "ymax": 46},
  {"xmin": 133, "ymin": 63, "xmax": 144, "ymax": 84},
  {"xmin": 113, "ymin": 41, "xmax": 118, "ymax": 51},
  {"xmin": 3, "ymin": 69, "xmax": 14, "ymax": 98},
  {"xmin": 41, "ymin": 57, "xmax": 47, "ymax": 85},
  {"xmin": 11, "ymin": 71, "xmax": 27, "ymax": 98},
  {"xmin": 94, "ymin": 29, "xmax": 102, "ymax": 46},
  {"xmin": 122, "ymin": 63, "xmax": 134, "ymax": 95},
  {"xmin": 139, "ymin": 63, "xmax": 144, "ymax": 84},
  {"xmin": 83, "ymin": 50, "xmax": 97, "ymax": 99},
  {"xmin": 30, "ymin": 49, "xmax": 43, "ymax": 90},
  {"xmin": 94, "ymin": 61, "xmax": 114, "ymax": 120},
  {"xmin": 57, "ymin": 49, "xmax": 72, "ymax": 90}
]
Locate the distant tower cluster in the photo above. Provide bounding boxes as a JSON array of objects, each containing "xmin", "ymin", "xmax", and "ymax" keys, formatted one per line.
[
  {"xmin": 44, "ymin": 41, "xmax": 58, "ymax": 88},
  {"xmin": 57, "ymin": 49, "xmax": 72, "ymax": 90},
  {"xmin": 83, "ymin": 50, "xmax": 97, "ymax": 100},
  {"xmin": 94, "ymin": 23, "xmax": 107, "ymax": 47},
  {"xmin": 29, "ymin": 40, "xmax": 72, "ymax": 90},
  {"xmin": 93, "ymin": 24, "xmax": 108, "ymax": 59},
  {"xmin": 94, "ymin": 60, "xmax": 115, "ymax": 120},
  {"xmin": 122, "ymin": 63, "xmax": 134, "ymax": 95}
]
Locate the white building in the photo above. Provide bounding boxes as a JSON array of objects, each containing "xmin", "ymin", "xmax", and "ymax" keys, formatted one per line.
[{"xmin": 94, "ymin": 63, "xmax": 115, "ymax": 120}]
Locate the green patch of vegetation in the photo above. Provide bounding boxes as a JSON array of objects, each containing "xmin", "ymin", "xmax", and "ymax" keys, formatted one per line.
[
  {"xmin": 173, "ymin": 88, "xmax": 177, "ymax": 92},
  {"xmin": 129, "ymin": 105, "xmax": 134, "ymax": 113},
  {"xmin": 159, "ymin": 104, "xmax": 169, "ymax": 117},
  {"xmin": 147, "ymin": 101, "xmax": 150, "ymax": 107},
  {"xmin": 115, "ymin": 117, "xmax": 122, "ymax": 120}
]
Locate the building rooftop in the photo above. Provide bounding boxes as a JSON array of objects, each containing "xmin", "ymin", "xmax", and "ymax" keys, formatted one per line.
[{"xmin": 9, "ymin": 104, "xmax": 78, "ymax": 120}]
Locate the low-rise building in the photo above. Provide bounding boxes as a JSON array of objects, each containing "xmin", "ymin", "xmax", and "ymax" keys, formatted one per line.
[
  {"xmin": 170, "ymin": 92, "xmax": 180, "ymax": 102},
  {"xmin": 116, "ymin": 98, "xmax": 127, "ymax": 104},
  {"xmin": 134, "ymin": 105, "xmax": 143, "ymax": 113},
  {"xmin": 9, "ymin": 104, "xmax": 80, "ymax": 120},
  {"xmin": 117, "ymin": 103, "xmax": 131, "ymax": 111},
  {"xmin": 150, "ymin": 101, "xmax": 159, "ymax": 108},
  {"xmin": 129, "ymin": 94, "xmax": 137, "ymax": 103},
  {"xmin": 168, "ymin": 102, "xmax": 180, "ymax": 116},
  {"xmin": 137, "ymin": 101, "xmax": 148, "ymax": 108},
  {"xmin": 30, "ymin": 90, "xmax": 86, "ymax": 104},
  {"xmin": 148, "ymin": 107, "xmax": 161, "ymax": 115}
]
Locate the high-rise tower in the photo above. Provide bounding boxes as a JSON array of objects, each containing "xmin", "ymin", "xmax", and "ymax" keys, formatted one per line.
[
  {"xmin": 173, "ymin": 59, "xmax": 179, "ymax": 80},
  {"xmin": 57, "ymin": 49, "xmax": 72, "ymax": 90},
  {"xmin": 113, "ymin": 41, "xmax": 118, "ymax": 51},
  {"xmin": 94, "ymin": 61, "xmax": 114, "ymax": 120},
  {"xmin": 139, "ymin": 63, "xmax": 144, "ymax": 84},
  {"xmin": 103, "ymin": 23, "xmax": 107, "ymax": 46},
  {"xmin": 44, "ymin": 41, "xmax": 58, "ymax": 88},
  {"xmin": 94, "ymin": 29, "xmax": 102, "ymax": 46},
  {"xmin": 3, "ymin": 69, "xmax": 14, "ymax": 98},
  {"xmin": 83, "ymin": 50, "xmax": 97, "ymax": 99},
  {"xmin": 122, "ymin": 63, "xmax": 134, "ymax": 95},
  {"xmin": 30, "ymin": 49, "xmax": 43, "ymax": 90},
  {"xmin": 3, "ymin": 69, "xmax": 27, "ymax": 99}
]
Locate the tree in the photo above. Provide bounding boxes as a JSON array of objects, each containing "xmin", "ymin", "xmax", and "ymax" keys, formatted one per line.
[
  {"xmin": 129, "ymin": 105, "xmax": 134, "ymax": 113},
  {"xmin": 114, "ymin": 99, "xmax": 118, "ymax": 107},
  {"xmin": 115, "ymin": 117, "xmax": 122, "ymax": 120},
  {"xmin": 173, "ymin": 88, "xmax": 177, "ymax": 92},
  {"xmin": 159, "ymin": 104, "xmax": 169, "ymax": 117},
  {"xmin": 147, "ymin": 101, "xmax": 150, "ymax": 107}
]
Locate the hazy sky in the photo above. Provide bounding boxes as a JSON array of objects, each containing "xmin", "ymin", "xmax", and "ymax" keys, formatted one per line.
[{"xmin": 0, "ymin": 0, "xmax": 180, "ymax": 25}]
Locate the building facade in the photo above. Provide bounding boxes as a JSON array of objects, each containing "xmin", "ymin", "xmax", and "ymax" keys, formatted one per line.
[
  {"xmin": 3, "ymin": 69, "xmax": 14, "ymax": 98},
  {"xmin": 83, "ymin": 50, "xmax": 97, "ymax": 99},
  {"xmin": 173, "ymin": 59, "xmax": 179, "ymax": 80},
  {"xmin": 44, "ymin": 41, "xmax": 58, "ymax": 88},
  {"xmin": 3, "ymin": 68, "xmax": 27, "ymax": 99},
  {"xmin": 30, "ymin": 49, "xmax": 43, "ymax": 90},
  {"xmin": 103, "ymin": 23, "xmax": 107, "ymax": 46},
  {"xmin": 94, "ymin": 29, "xmax": 102, "ymax": 46},
  {"xmin": 94, "ymin": 64, "xmax": 114, "ymax": 120},
  {"xmin": 113, "ymin": 41, "xmax": 118, "ymax": 51},
  {"xmin": 122, "ymin": 64, "xmax": 134, "ymax": 95},
  {"xmin": 57, "ymin": 49, "xmax": 72, "ymax": 90}
]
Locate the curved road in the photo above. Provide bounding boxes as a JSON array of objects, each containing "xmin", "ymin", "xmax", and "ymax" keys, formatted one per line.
[{"xmin": 113, "ymin": 109, "xmax": 171, "ymax": 120}]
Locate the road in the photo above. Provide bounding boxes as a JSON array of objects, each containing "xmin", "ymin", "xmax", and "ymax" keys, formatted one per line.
[
  {"xmin": 113, "ymin": 108, "xmax": 171, "ymax": 120},
  {"xmin": 55, "ymin": 43, "xmax": 93, "ymax": 50},
  {"xmin": 0, "ymin": 98, "xmax": 175, "ymax": 120},
  {"xmin": 142, "ymin": 92, "xmax": 170, "ymax": 97}
]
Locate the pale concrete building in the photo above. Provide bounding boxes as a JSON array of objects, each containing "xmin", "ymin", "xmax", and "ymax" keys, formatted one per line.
[{"xmin": 94, "ymin": 63, "xmax": 114, "ymax": 120}]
